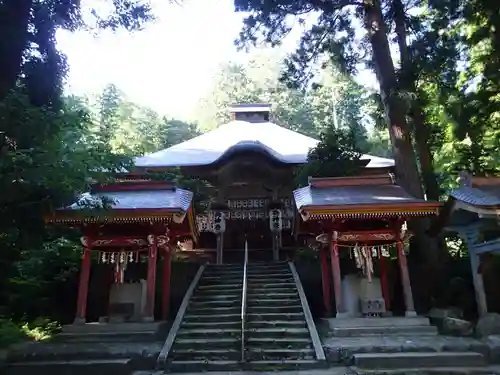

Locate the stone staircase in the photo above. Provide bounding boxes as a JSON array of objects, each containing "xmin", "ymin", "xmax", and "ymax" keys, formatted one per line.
[
  {"xmin": 325, "ymin": 318, "xmax": 495, "ymax": 375},
  {"xmin": 3, "ymin": 322, "xmax": 167, "ymax": 375},
  {"xmin": 162, "ymin": 261, "xmax": 325, "ymax": 372},
  {"xmin": 166, "ymin": 263, "xmax": 243, "ymax": 372},
  {"xmin": 245, "ymin": 262, "xmax": 322, "ymax": 368}
]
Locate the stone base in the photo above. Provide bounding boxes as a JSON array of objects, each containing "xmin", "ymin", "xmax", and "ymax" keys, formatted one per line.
[
  {"xmin": 72, "ymin": 317, "xmax": 86, "ymax": 325},
  {"xmin": 324, "ymin": 316, "xmax": 438, "ymax": 337},
  {"xmin": 405, "ymin": 310, "xmax": 418, "ymax": 317},
  {"xmin": 62, "ymin": 321, "xmax": 165, "ymax": 335},
  {"xmin": 336, "ymin": 312, "xmax": 353, "ymax": 319}
]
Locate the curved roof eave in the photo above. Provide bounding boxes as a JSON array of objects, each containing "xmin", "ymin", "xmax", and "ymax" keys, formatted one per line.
[{"xmin": 134, "ymin": 119, "xmax": 395, "ymax": 169}]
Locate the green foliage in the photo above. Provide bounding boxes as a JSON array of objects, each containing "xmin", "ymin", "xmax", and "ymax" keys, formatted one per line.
[
  {"xmin": 84, "ymin": 84, "xmax": 200, "ymax": 156},
  {"xmin": 296, "ymin": 126, "xmax": 363, "ymax": 186},
  {"xmin": 0, "ymin": 0, "xmax": 163, "ymax": 324},
  {"xmin": 194, "ymin": 50, "xmax": 373, "ymax": 150},
  {"xmin": 0, "ymin": 317, "xmax": 60, "ymax": 348}
]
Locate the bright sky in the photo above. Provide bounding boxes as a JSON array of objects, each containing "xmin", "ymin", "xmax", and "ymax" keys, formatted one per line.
[{"xmin": 57, "ymin": 0, "xmax": 377, "ymax": 121}]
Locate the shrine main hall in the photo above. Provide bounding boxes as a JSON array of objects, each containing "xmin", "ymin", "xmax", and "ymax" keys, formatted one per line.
[{"xmin": 46, "ymin": 103, "xmax": 440, "ymax": 324}]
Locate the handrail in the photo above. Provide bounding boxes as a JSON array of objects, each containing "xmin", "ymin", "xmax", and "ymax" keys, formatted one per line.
[
  {"xmin": 240, "ymin": 240, "xmax": 249, "ymax": 362},
  {"xmin": 157, "ymin": 264, "xmax": 206, "ymax": 367}
]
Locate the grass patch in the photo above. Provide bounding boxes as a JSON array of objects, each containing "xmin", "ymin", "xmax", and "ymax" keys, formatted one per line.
[{"xmin": 0, "ymin": 317, "xmax": 61, "ymax": 348}]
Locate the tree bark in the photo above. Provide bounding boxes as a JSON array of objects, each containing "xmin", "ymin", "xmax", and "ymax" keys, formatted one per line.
[
  {"xmin": 363, "ymin": 0, "xmax": 441, "ymax": 312},
  {"xmin": 363, "ymin": 0, "xmax": 422, "ymax": 199},
  {"xmin": 393, "ymin": 0, "xmax": 440, "ymax": 201},
  {"xmin": 0, "ymin": 0, "xmax": 33, "ymax": 100}
]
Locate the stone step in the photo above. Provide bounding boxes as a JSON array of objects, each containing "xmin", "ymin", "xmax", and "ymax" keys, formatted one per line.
[
  {"xmin": 167, "ymin": 359, "xmax": 239, "ymax": 372},
  {"xmin": 52, "ymin": 331, "xmax": 159, "ymax": 343},
  {"xmin": 195, "ymin": 288, "xmax": 242, "ymax": 296},
  {"xmin": 248, "ymin": 287, "xmax": 298, "ymax": 294},
  {"xmin": 247, "ymin": 337, "xmax": 312, "ymax": 349},
  {"xmin": 61, "ymin": 322, "xmax": 164, "ymax": 334},
  {"xmin": 208, "ymin": 269, "xmax": 306, "ymax": 276},
  {"xmin": 247, "ymin": 281, "xmax": 296, "ymax": 288},
  {"xmin": 206, "ymin": 264, "xmax": 243, "ymax": 270},
  {"xmin": 187, "ymin": 305, "xmax": 241, "ymax": 315},
  {"xmin": 197, "ymin": 283, "xmax": 242, "ymax": 290},
  {"xmin": 189, "ymin": 299, "xmax": 241, "ymax": 307},
  {"xmin": 170, "ymin": 348, "xmax": 241, "ymax": 361},
  {"xmin": 248, "ymin": 263, "xmax": 290, "ymax": 268},
  {"xmin": 247, "ymin": 320, "xmax": 307, "ymax": 329},
  {"xmin": 247, "ymin": 298, "xmax": 301, "ymax": 306},
  {"xmin": 197, "ymin": 283, "xmax": 243, "ymax": 289},
  {"xmin": 246, "ymin": 348, "xmax": 315, "ymax": 361},
  {"xmin": 191, "ymin": 293, "xmax": 241, "ymax": 301},
  {"xmin": 200, "ymin": 273, "xmax": 243, "ymax": 282},
  {"xmin": 167, "ymin": 359, "xmax": 321, "ymax": 372},
  {"xmin": 176, "ymin": 328, "xmax": 240, "ymax": 338},
  {"xmin": 198, "ymin": 278, "xmax": 242, "ymax": 284},
  {"xmin": 247, "ymin": 277, "xmax": 295, "ymax": 284},
  {"xmin": 353, "ymin": 352, "xmax": 486, "ymax": 369},
  {"xmin": 247, "ymin": 270, "xmax": 291, "ymax": 276},
  {"xmin": 349, "ymin": 366, "xmax": 500, "ymax": 375},
  {"xmin": 246, "ymin": 327, "xmax": 310, "ymax": 338},
  {"xmin": 182, "ymin": 321, "xmax": 240, "ymax": 329},
  {"xmin": 247, "ymin": 273, "xmax": 292, "ymax": 279},
  {"xmin": 331, "ymin": 324, "xmax": 438, "ymax": 337},
  {"xmin": 5, "ymin": 358, "xmax": 131, "ymax": 375},
  {"xmin": 247, "ymin": 305, "xmax": 303, "ymax": 314},
  {"xmin": 247, "ymin": 292, "xmax": 298, "ymax": 299},
  {"xmin": 183, "ymin": 313, "xmax": 241, "ymax": 322},
  {"xmin": 173, "ymin": 337, "xmax": 239, "ymax": 349},
  {"xmin": 329, "ymin": 317, "xmax": 432, "ymax": 328},
  {"xmin": 247, "ymin": 312, "xmax": 305, "ymax": 320}
]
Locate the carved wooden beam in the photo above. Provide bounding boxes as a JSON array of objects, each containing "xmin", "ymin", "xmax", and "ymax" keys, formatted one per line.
[{"xmin": 86, "ymin": 236, "xmax": 148, "ymax": 248}]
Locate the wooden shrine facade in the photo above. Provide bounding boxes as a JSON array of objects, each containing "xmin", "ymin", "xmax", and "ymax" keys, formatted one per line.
[
  {"xmin": 45, "ymin": 176, "xmax": 196, "ymax": 324},
  {"xmin": 432, "ymin": 172, "xmax": 500, "ymax": 318},
  {"xmin": 293, "ymin": 174, "xmax": 441, "ymax": 317}
]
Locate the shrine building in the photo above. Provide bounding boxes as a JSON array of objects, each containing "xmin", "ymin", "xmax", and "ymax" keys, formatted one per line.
[{"xmin": 45, "ymin": 104, "xmax": 441, "ymax": 325}]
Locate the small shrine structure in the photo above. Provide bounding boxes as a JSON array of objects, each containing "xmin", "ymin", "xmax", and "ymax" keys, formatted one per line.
[
  {"xmin": 432, "ymin": 172, "xmax": 500, "ymax": 318},
  {"xmin": 293, "ymin": 174, "xmax": 441, "ymax": 317},
  {"xmin": 45, "ymin": 174, "xmax": 196, "ymax": 324}
]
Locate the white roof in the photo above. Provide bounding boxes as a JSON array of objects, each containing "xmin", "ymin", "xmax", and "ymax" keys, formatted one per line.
[{"xmin": 134, "ymin": 120, "xmax": 394, "ymax": 169}]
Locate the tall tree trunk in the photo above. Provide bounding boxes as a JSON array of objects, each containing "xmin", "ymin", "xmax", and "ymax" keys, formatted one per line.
[
  {"xmin": 363, "ymin": 0, "xmax": 422, "ymax": 198},
  {"xmin": 0, "ymin": 0, "xmax": 33, "ymax": 100},
  {"xmin": 393, "ymin": 0, "xmax": 440, "ymax": 201},
  {"xmin": 363, "ymin": 0, "xmax": 440, "ymax": 312}
]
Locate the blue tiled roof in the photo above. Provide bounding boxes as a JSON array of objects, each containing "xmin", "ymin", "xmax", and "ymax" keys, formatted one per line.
[
  {"xmin": 294, "ymin": 184, "xmax": 425, "ymax": 210},
  {"xmin": 450, "ymin": 186, "xmax": 500, "ymax": 207},
  {"xmin": 68, "ymin": 188, "xmax": 193, "ymax": 212}
]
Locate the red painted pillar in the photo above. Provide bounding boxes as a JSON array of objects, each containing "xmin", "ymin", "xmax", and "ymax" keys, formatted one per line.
[
  {"xmin": 74, "ymin": 245, "xmax": 92, "ymax": 324},
  {"xmin": 145, "ymin": 235, "xmax": 158, "ymax": 321},
  {"xmin": 330, "ymin": 232, "xmax": 344, "ymax": 317},
  {"xmin": 378, "ymin": 247, "xmax": 391, "ymax": 312},
  {"xmin": 162, "ymin": 247, "xmax": 172, "ymax": 320},
  {"xmin": 320, "ymin": 246, "xmax": 332, "ymax": 316},
  {"xmin": 396, "ymin": 240, "xmax": 416, "ymax": 316}
]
